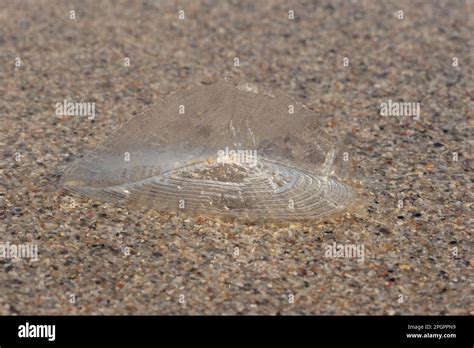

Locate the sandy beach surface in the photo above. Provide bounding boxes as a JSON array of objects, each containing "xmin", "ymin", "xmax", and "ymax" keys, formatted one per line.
[{"xmin": 1, "ymin": 0, "xmax": 472, "ymax": 314}]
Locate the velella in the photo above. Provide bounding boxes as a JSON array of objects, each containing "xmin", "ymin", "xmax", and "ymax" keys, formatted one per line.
[{"xmin": 61, "ymin": 80, "xmax": 364, "ymax": 221}]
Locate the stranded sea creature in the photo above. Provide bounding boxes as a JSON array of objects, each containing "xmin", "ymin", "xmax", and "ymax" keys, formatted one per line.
[{"xmin": 61, "ymin": 80, "xmax": 364, "ymax": 221}]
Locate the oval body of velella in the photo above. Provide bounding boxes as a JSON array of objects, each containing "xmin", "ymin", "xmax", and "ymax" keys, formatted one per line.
[{"xmin": 61, "ymin": 80, "xmax": 362, "ymax": 220}]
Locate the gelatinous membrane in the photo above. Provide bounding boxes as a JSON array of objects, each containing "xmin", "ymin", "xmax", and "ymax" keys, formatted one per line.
[{"xmin": 61, "ymin": 80, "xmax": 363, "ymax": 220}]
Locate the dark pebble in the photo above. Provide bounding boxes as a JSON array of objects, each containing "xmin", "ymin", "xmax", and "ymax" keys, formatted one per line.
[{"xmin": 11, "ymin": 207, "xmax": 22, "ymax": 216}]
